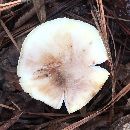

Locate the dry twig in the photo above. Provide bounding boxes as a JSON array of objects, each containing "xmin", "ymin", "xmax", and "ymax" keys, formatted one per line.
[
  {"xmin": 0, "ymin": 104, "xmax": 15, "ymax": 111},
  {"xmin": 0, "ymin": 111, "xmax": 23, "ymax": 130},
  {"xmin": 0, "ymin": 19, "xmax": 20, "ymax": 51},
  {"xmin": 0, "ymin": 0, "xmax": 26, "ymax": 11}
]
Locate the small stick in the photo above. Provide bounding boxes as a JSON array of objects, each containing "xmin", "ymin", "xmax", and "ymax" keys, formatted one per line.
[
  {"xmin": 0, "ymin": 0, "xmax": 21, "ymax": 7},
  {"xmin": 0, "ymin": 104, "xmax": 15, "ymax": 110},
  {"xmin": 0, "ymin": 111, "xmax": 23, "ymax": 130},
  {"xmin": 0, "ymin": 0, "xmax": 26, "ymax": 11},
  {"xmin": 0, "ymin": 19, "xmax": 20, "ymax": 51}
]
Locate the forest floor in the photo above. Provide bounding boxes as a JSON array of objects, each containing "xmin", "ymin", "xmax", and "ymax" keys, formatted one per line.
[{"xmin": 0, "ymin": 0, "xmax": 130, "ymax": 130}]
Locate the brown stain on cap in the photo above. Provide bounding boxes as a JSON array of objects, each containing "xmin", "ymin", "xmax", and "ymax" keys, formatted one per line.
[{"xmin": 32, "ymin": 53, "xmax": 66, "ymax": 88}]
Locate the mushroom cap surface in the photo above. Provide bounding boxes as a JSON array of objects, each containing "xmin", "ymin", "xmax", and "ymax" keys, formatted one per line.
[{"xmin": 17, "ymin": 17, "xmax": 109, "ymax": 113}]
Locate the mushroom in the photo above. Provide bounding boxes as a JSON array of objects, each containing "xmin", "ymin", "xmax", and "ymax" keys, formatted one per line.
[{"xmin": 17, "ymin": 18, "xmax": 109, "ymax": 113}]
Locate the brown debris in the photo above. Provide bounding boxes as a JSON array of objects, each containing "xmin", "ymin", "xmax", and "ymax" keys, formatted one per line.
[{"xmin": 32, "ymin": 0, "xmax": 46, "ymax": 23}]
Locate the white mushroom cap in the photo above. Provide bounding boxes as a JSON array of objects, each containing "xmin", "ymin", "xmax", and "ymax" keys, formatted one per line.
[{"xmin": 17, "ymin": 17, "xmax": 109, "ymax": 113}]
